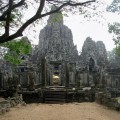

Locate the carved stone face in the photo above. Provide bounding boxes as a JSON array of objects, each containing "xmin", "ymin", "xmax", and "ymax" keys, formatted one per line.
[{"xmin": 38, "ymin": 11, "xmax": 78, "ymax": 63}]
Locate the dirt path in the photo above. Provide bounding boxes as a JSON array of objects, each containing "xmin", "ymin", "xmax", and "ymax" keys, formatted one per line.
[{"xmin": 1, "ymin": 102, "xmax": 120, "ymax": 120}]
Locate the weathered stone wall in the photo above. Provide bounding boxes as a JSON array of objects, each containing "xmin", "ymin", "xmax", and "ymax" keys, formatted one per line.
[
  {"xmin": 80, "ymin": 37, "xmax": 97, "ymax": 66},
  {"xmin": 107, "ymin": 50, "xmax": 120, "ymax": 69},
  {"xmin": 0, "ymin": 94, "xmax": 26, "ymax": 115},
  {"xmin": 80, "ymin": 37, "xmax": 108, "ymax": 68},
  {"xmin": 78, "ymin": 37, "xmax": 109, "ymax": 87},
  {"xmin": 96, "ymin": 41, "xmax": 108, "ymax": 67},
  {"xmin": 38, "ymin": 10, "xmax": 78, "ymax": 63}
]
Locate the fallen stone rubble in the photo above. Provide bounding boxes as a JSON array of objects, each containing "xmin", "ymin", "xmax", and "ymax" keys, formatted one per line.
[
  {"xmin": 0, "ymin": 94, "xmax": 26, "ymax": 115},
  {"xmin": 95, "ymin": 91, "xmax": 120, "ymax": 111}
]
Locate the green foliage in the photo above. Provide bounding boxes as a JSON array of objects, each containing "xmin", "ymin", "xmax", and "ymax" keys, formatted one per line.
[
  {"xmin": 48, "ymin": 11, "xmax": 63, "ymax": 24},
  {"xmin": 52, "ymin": 12, "xmax": 63, "ymax": 23},
  {"xmin": 1, "ymin": 38, "xmax": 32, "ymax": 65},
  {"xmin": 106, "ymin": 0, "xmax": 120, "ymax": 13},
  {"xmin": 10, "ymin": 8, "xmax": 23, "ymax": 27},
  {"xmin": 115, "ymin": 45, "xmax": 120, "ymax": 56},
  {"xmin": 108, "ymin": 22, "xmax": 120, "ymax": 35},
  {"xmin": 0, "ymin": 0, "xmax": 26, "ymax": 32},
  {"xmin": 108, "ymin": 22, "xmax": 120, "ymax": 56}
]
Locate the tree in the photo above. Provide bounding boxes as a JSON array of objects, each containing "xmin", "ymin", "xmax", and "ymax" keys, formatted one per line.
[
  {"xmin": 106, "ymin": 0, "xmax": 120, "ymax": 13},
  {"xmin": 108, "ymin": 22, "xmax": 120, "ymax": 56},
  {"xmin": 107, "ymin": 0, "xmax": 120, "ymax": 56},
  {"xmin": 1, "ymin": 37, "xmax": 32, "ymax": 65},
  {"xmin": 0, "ymin": 0, "xmax": 96, "ymax": 43},
  {"xmin": 0, "ymin": 37, "xmax": 32, "ymax": 94}
]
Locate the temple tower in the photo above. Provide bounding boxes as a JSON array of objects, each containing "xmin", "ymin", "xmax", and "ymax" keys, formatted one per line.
[{"xmin": 38, "ymin": 7, "xmax": 78, "ymax": 86}]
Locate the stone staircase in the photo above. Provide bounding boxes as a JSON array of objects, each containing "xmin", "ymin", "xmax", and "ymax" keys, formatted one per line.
[{"xmin": 43, "ymin": 86, "xmax": 66, "ymax": 103}]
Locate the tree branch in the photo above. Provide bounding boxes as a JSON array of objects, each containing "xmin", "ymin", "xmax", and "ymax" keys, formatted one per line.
[
  {"xmin": 41, "ymin": 0, "xmax": 96, "ymax": 18},
  {"xmin": 5, "ymin": 0, "xmax": 13, "ymax": 37},
  {"xmin": 36, "ymin": 0, "xmax": 45, "ymax": 15},
  {"xmin": 0, "ymin": 0, "xmax": 25, "ymax": 21},
  {"xmin": 0, "ymin": 0, "xmax": 46, "ymax": 43},
  {"xmin": 0, "ymin": 0, "xmax": 95, "ymax": 43},
  {"xmin": 0, "ymin": 4, "xmax": 9, "ymax": 11},
  {"xmin": 12, "ymin": 0, "xmax": 25, "ymax": 9}
]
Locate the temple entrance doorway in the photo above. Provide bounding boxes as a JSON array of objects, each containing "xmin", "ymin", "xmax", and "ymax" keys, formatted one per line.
[{"xmin": 89, "ymin": 58, "xmax": 95, "ymax": 72}]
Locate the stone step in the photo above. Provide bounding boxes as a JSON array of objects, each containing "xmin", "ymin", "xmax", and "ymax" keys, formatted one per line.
[
  {"xmin": 43, "ymin": 89, "xmax": 66, "ymax": 103},
  {"xmin": 45, "ymin": 92, "xmax": 66, "ymax": 95},
  {"xmin": 45, "ymin": 98, "xmax": 66, "ymax": 101},
  {"xmin": 44, "ymin": 95, "xmax": 66, "ymax": 99},
  {"xmin": 44, "ymin": 100, "xmax": 66, "ymax": 104}
]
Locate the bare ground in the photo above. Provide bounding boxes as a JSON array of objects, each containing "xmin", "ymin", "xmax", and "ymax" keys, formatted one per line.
[{"xmin": 1, "ymin": 102, "xmax": 120, "ymax": 120}]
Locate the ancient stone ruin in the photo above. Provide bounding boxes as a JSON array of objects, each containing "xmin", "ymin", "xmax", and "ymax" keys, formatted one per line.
[{"xmin": 0, "ymin": 7, "xmax": 120, "ymax": 108}]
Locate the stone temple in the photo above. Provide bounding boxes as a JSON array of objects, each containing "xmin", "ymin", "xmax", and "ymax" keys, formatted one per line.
[
  {"xmin": 38, "ymin": 11, "xmax": 78, "ymax": 62},
  {"xmin": 0, "ymin": 8, "xmax": 120, "ymax": 94},
  {"xmin": 34, "ymin": 10, "xmax": 79, "ymax": 86},
  {"xmin": 31, "ymin": 10, "xmax": 109, "ymax": 87}
]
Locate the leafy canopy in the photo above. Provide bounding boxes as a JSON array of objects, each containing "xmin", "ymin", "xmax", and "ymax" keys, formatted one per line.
[
  {"xmin": 108, "ymin": 22, "xmax": 120, "ymax": 56},
  {"xmin": 107, "ymin": 0, "xmax": 120, "ymax": 13},
  {"xmin": 1, "ymin": 37, "xmax": 32, "ymax": 65}
]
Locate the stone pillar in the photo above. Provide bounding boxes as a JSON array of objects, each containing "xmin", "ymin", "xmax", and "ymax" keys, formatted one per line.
[
  {"xmin": 65, "ymin": 62, "xmax": 69, "ymax": 87},
  {"xmin": 41, "ymin": 54, "xmax": 46, "ymax": 87},
  {"xmin": 0, "ymin": 70, "xmax": 2, "ymax": 88},
  {"xmin": 28, "ymin": 72, "xmax": 35, "ymax": 90}
]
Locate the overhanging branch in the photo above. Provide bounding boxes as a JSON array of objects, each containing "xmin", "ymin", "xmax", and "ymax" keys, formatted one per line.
[
  {"xmin": 0, "ymin": 0, "xmax": 25, "ymax": 21},
  {"xmin": 0, "ymin": 4, "xmax": 9, "ymax": 11},
  {"xmin": 0, "ymin": 0, "xmax": 96, "ymax": 43},
  {"xmin": 41, "ymin": 0, "xmax": 96, "ymax": 17}
]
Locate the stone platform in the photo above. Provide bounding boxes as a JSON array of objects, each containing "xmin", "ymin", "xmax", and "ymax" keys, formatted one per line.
[{"xmin": 42, "ymin": 86, "xmax": 66, "ymax": 103}]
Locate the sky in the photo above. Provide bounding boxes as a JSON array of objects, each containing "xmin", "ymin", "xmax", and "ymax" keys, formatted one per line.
[
  {"xmin": 23, "ymin": 0, "xmax": 119, "ymax": 52},
  {"xmin": 64, "ymin": 16, "xmax": 112, "ymax": 52},
  {"xmin": 64, "ymin": 12, "xmax": 119, "ymax": 52}
]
